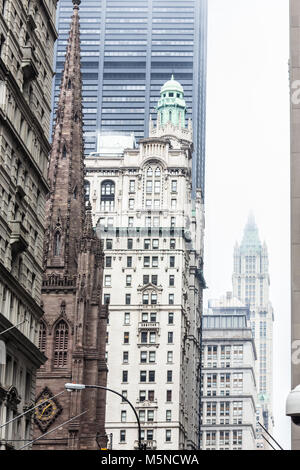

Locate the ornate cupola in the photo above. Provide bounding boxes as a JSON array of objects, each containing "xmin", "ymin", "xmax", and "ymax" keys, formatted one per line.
[
  {"xmin": 157, "ymin": 74, "xmax": 187, "ymax": 128},
  {"xmin": 149, "ymin": 75, "xmax": 192, "ymax": 142}
]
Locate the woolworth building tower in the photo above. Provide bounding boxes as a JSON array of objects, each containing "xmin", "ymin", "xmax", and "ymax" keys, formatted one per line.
[{"xmin": 33, "ymin": 0, "xmax": 108, "ymax": 450}]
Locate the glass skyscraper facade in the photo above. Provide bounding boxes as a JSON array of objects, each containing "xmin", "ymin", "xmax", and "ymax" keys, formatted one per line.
[{"xmin": 53, "ymin": 0, "xmax": 208, "ymax": 192}]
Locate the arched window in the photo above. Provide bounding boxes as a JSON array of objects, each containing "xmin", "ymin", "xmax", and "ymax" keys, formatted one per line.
[
  {"xmin": 147, "ymin": 167, "xmax": 153, "ymax": 177},
  {"xmin": 38, "ymin": 322, "xmax": 46, "ymax": 352},
  {"xmin": 84, "ymin": 180, "xmax": 90, "ymax": 201},
  {"xmin": 155, "ymin": 167, "xmax": 161, "ymax": 177},
  {"xmin": 67, "ymin": 79, "xmax": 72, "ymax": 89},
  {"xmin": 101, "ymin": 180, "xmax": 115, "ymax": 211},
  {"xmin": 54, "ymin": 321, "xmax": 68, "ymax": 368},
  {"xmin": 54, "ymin": 231, "xmax": 61, "ymax": 256}
]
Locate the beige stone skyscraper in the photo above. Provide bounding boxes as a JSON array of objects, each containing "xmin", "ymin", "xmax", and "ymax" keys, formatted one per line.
[
  {"xmin": 232, "ymin": 214, "xmax": 274, "ymax": 448},
  {"xmin": 290, "ymin": 0, "xmax": 300, "ymax": 450}
]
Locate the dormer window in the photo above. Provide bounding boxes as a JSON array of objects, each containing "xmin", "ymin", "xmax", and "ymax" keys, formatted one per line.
[{"xmin": 169, "ymin": 92, "xmax": 174, "ymax": 97}]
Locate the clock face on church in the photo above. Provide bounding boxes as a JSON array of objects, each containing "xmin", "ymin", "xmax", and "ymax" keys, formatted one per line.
[
  {"xmin": 35, "ymin": 398, "xmax": 58, "ymax": 422},
  {"xmin": 34, "ymin": 387, "xmax": 63, "ymax": 433}
]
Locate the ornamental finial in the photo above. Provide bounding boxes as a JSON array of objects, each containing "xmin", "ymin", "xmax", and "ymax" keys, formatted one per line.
[{"xmin": 72, "ymin": 0, "xmax": 81, "ymax": 8}]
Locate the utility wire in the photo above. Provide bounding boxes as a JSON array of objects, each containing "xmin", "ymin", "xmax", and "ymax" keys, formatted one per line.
[
  {"xmin": 0, "ymin": 390, "xmax": 65, "ymax": 430},
  {"xmin": 257, "ymin": 421, "xmax": 284, "ymax": 451},
  {"xmin": 261, "ymin": 433, "xmax": 277, "ymax": 451},
  {"xmin": 18, "ymin": 410, "xmax": 88, "ymax": 450}
]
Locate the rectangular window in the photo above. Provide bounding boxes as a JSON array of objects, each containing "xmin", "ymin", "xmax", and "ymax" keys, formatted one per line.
[
  {"xmin": 151, "ymin": 275, "xmax": 158, "ymax": 285},
  {"xmin": 140, "ymin": 371, "xmax": 147, "ymax": 382},
  {"xmin": 125, "ymin": 294, "xmax": 131, "ymax": 305},
  {"xmin": 128, "ymin": 217, "xmax": 134, "ymax": 227},
  {"xmin": 123, "ymin": 351, "xmax": 129, "ymax": 363},
  {"xmin": 124, "ymin": 332, "xmax": 129, "ymax": 344},
  {"xmin": 106, "ymin": 239, "xmax": 112, "ymax": 249},
  {"xmin": 170, "ymin": 256, "xmax": 175, "ymax": 268},
  {"xmin": 120, "ymin": 430, "xmax": 126, "ymax": 442},
  {"xmin": 121, "ymin": 410, "xmax": 127, "ymax": 422},
  {"xmin": 149, "ymin": 371, "xmax": 155, "ymax": 382},
  {"xmin": 139, "ymin": 390, "xmax": 146, "ymax": 402},
  {"xmin": 146, "ymin": 181, "xmax": 152, "ymax": 193},
  {"xmin": 169, "ymin": 275, "xmax": 175, "ymax": 286},
  {"xmin": 152, "ymin": 239, "xmax": 159, "ymax": 249},
  {"xmin": 129, "ymin": 180, "xmax": 135, "ymax": 193},
  {"xmin": 104, "ymin": 275, "xmax": 111, "ymax": 287},
  {"xmin": 152, "ymin": 257, "xmax": 158, "ymax": 268},
  {"xmin": 151, "ymin": 293, "xmax": 157, "ymax": 305},
  {"xmin": 149, "ymin": 332, "xmax": 156, "ymax": 344},
  {"xmin": 140, "ymin": 351, "xmax": 147, "ymax": 363},
  {"xmin": 166, "ymin": 430, "xmax": 171, "ymax": 442},
  {"xmin": 150, "ymin": 312, "xmax": 157, "ymax": 322},
  {"xmin": 168, "ymin": 312, "xmax": 174, "ymax": 324},
  {"xmin": 154, "ymin": 181, "xmax": 160, "ymax": 194},
  {"xmin": 171, "ymin": 217, "xmax": 176, "ymax": 228},
  {"xmin": 127, "ymin": 256, "xmax": 132, "ymax": 268},
  {"xmin": 127, "ymin": 239, "xmax": 133, "ymax": 249},
  {"xmin": 167, "ymin": 351, "xmax": 173, "ymax": 363},
  {"xmin": 171, "ymin": 180, "xmax": 177, "ymax": 192},
  {"xmin": 148, "ymin": 390, "xmax": 155, "ymax": 402},
  {"xmin": 129, "ymin": 199, "xmax": 134, "ymax": 210},
  {"xmin": 105, "ymin": 256, "xmax": 112, "ymax": 267},
  {"xmin": 166, "ymin": 390, "xmax": 172, "ymax": 402},
  {"xmin": 141, "ymin": 332, "xmax": 148, "ymax": 343},
  {"xmin": 144, "ymin": 256, "xmax": 150, "ymax": 268},
  {"xmin": 143, "ymin": 293, "xmax": 149, "ymax": 305},
  {"xmin": 126, "ymin": 275, "xmax": 132, "ymax": 287},
  {"xmin": 124, "ymin": 312, "xmax": 130, "ymax": 325},
  {"xmin": 167, "ymin": 370, "xmax": 173, "ymax": 382},
  {"xmin": 147, "ymin": 410, "xmax": 154, "ymax": 422},
  {"xmin": 168, "ymin": 332, "xmax": 173, "ymax": 343},
  {"xmin": 169, "ymin": 294, "xmax": 174, "ymax": 305},
  {"xmin": 144, "ymin": 239, "xmax": 150, "ymax": 249},
  {"xmin": 149, "ymin": 351, "xmax": 156, "ymax": 362},
  {"xmin": 122, "ymin": 371, "xmax": 128, "ymax": 383},
  {"xmin": 170, "ymin": 239, "xmax": 176, "ymax": 249}
]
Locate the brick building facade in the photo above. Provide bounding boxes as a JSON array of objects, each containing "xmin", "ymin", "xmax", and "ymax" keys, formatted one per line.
[{"xmin": 33, "ymin": 0, "xmax": 108, "ymax": 450}]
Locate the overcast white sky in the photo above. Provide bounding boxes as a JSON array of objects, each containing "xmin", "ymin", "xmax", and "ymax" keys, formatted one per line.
[{"xmin": 204, "ymin": 0, "xmax": 291, "ymax": 449}]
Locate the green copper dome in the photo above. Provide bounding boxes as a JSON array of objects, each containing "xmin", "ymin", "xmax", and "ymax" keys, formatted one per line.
[
  {"xmin": 157, "ymin": 75, "xmax": 186, "ymax": 128},
  {"xmin": 160, "ymin": 74, "xmax": 184, "ymax": 95}
]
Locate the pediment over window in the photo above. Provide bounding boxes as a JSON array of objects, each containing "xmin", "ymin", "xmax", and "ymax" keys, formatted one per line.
[{"xmin": 137, "ymin": 283, "xmax": 163, "ymax": 293}]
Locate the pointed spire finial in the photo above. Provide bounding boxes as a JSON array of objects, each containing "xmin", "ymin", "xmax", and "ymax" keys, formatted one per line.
[
  {"xmin": 83, "ymin": 202, "xmax": 94, "ymax": 238},
  {"xmin": 171, "ymin": 73, "xmax": 174, "ymax": 80}
]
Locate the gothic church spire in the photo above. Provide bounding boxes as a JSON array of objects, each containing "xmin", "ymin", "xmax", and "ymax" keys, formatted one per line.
[{"xmin": 44, "ymin": 0, "xmax": 85, "ymax": 275}]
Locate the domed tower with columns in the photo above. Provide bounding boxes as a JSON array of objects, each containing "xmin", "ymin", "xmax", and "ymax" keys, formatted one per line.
[
  {"xmin": 84, "ymin": 75, "xmax": 205, "ymax": 450},
  {"xmin": 149, "ymin": 75, "xmax": 193, "ymax": 143}
]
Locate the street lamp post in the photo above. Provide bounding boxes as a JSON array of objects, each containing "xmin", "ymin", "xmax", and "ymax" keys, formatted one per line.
[{"xmin": 65, "ymin": 383, "xmax": 145, "ymax": 450}]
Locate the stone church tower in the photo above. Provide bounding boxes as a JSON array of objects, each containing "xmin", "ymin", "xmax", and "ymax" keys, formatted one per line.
[{"xmin": 33, "ymin": 0, "xmax": 108, "ymax": 450}]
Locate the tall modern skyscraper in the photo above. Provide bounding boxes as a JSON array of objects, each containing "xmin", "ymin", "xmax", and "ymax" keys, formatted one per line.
[
  {"xmin": 53, "ymin": 0, "xmax": 208, "ymax": 193},
  {"xmin": 232, "ymin": 214, "xmax": 274, "ymax": 447},
  {"xmin": 290, "ymin": 0, "xmax": 300, "ymax": 450}
]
